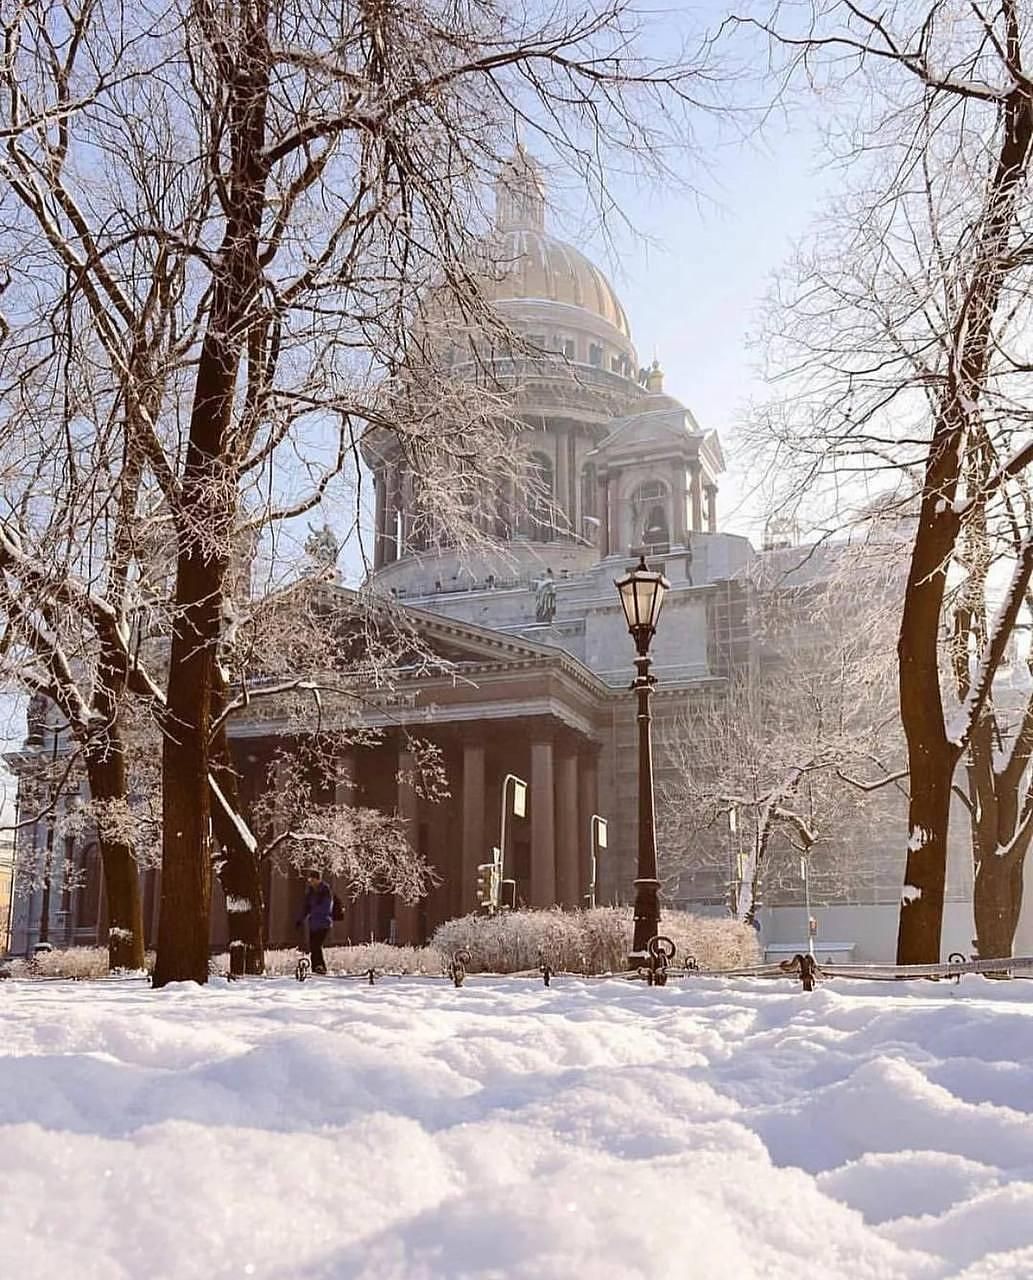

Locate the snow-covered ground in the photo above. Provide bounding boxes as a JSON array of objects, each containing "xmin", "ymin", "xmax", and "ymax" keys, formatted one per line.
[{"xmin": 5, "ymin": 975, "xmax": 1033, "ymax": 1279}]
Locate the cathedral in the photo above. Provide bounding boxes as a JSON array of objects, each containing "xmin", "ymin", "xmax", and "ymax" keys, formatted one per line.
[
  {"xmin": 245, "ymin": 153, "xmax": 753, "ymax": 948},
  {"xmin": 12, "ymin": 156, "xmax": 982, "ymax": 964},
  {"xmin": 8, "ymin": 154, "xmax": 756, "ymax": 955}
]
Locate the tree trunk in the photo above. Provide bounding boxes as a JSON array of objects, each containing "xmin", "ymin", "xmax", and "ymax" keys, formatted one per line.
[
  {"xmin": 896, "ymin": 749, "xmax": 953, "ymax": 964},
  {"xmin": 971, "ymin": 787, "xmax": 1033, "ymax": 960},
  {"xmin": 973, "ymin": 847, "xmax": 1024, "ymax": 960},
  {"xmin": 896, "ymin": 81, "xmax": 1033, "ymax": 964},
  {"xmin": 209, "ymin": 681, "xmax": 265, "ymax": 974},
  {"xmin": 736, "ymin": 811, "xmax": 772, "ymax": 925},
  {"xmin": 153, "ymin": 5, "xmax": 270, "ymax": 988},
  {"xmin": 84, "ymin": 737, "xmax": 146, "ymax": 971}
]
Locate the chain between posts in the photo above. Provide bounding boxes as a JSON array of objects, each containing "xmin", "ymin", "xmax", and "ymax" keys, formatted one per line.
[
  {"xmin": 775, "ymin": 953, "xmax": 819, "ymax": 991},
  {"xmin": 30, "ymin": 947, "xmax": 1033, "ymax": 993}
]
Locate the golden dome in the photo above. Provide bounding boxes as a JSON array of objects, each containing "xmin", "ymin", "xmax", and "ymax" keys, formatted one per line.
[
  {"xmin": 483, "ymin": 226, "xmax": 632, "ymax": 340},
  {"xmin": 479, "ymin": 149, "xmax": 632, "ymax": 341}
]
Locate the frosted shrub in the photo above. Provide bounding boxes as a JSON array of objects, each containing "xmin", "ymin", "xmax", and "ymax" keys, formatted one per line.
[
  {"xmin": 7, "ymin": 947, "xmax": 153, "ymax": 979},
  {"xmin": 213, "ymin": 943, "xmax": 444, "ymax": 977},
  {"xmin": 7, "ymin": 916, "xmax": 757, "ymax": 980},
  {"xmin": 667, "ymin": 914, "xmax": 761, "ymax": 970},
  {"xmin": 433, "ymin": 907, "xmax": 760, "ymax": 974}
]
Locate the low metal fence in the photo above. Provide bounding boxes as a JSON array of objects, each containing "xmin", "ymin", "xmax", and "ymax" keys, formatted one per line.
[{"xmin": 8, "ymin": 940, "xmax": 1033, "ymax": 992}]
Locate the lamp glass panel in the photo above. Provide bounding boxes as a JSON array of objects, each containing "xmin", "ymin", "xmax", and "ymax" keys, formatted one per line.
[
  {"xmin": 646, "ymin": 574, "xmax": 667, "ymax": 628},
  {"xmin": 617, "ymin": 576, "xmax": 641, "ymax": 631}
]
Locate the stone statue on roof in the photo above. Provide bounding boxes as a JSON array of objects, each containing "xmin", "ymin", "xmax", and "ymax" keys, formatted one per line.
[{"xmin": 534, "ymin": 568, "xmax": 556, "ymax": 623}]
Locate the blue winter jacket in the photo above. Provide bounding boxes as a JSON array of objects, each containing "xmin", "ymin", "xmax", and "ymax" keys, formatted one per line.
[{"xmin": 297, "ymin": 881, "xmax": 334, "ymax": 931}]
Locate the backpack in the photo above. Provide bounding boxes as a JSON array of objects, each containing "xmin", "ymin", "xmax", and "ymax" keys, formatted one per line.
[{"xmin": 331, "ymin": 893, "xmax": 345, "ymax": 922}]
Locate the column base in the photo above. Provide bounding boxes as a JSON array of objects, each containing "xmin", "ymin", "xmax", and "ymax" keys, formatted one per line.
[{"xmin": 629, "ymin": 877, "xmax": 661, "ymax": 963}]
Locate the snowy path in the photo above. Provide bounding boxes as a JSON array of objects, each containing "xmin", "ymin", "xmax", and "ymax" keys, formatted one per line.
[{"xmin": 4, "ymin": 975, "xmax": 1033, "ymax": 1279}]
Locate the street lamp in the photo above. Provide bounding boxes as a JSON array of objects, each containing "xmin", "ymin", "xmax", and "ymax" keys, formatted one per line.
[
  {"xmin": 800, "ymin": 854, "xmax": 815, "ymax": 958},
  {"xmin": 499, "ymin": 772, "xmax": 527, "ymax": 896},
  {"xmin": 614, "ymin": 554, "xmax": 670, "ymax": 964},
  {"xmin": 586, "ymin": 814, "xmax": 607, "ymax": 909},
  {"xmin": 38, "ymin": 721, "xmax": 60, "ymax": 947}
]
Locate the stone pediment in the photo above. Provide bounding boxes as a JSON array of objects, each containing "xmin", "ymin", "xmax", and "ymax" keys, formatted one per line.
[
  {"xmin": 314, "ymin": 584, "xmax": 584, "ymax": 673},
  {"xmin": 398, "ymin": 600, "xmax": 573, "ymax": 668},
  {"xmin": 590, "ymin": 405, "xmax": 725, "ymax": 474}
]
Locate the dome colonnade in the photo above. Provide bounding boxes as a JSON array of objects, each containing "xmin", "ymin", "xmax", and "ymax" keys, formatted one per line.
[{"xmin": 363, "ymin": 150, "xmax": 723, "ymax": 594}]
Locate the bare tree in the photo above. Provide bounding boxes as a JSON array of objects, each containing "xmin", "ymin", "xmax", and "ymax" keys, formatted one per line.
[
  {"xmin": 948, "ymin": 448, "xmax": 1033, "ymax": 959},
  {"xmin": 0, "ymin": 0, "xmax": 713, "ymax": 984},
  {"xmin": 661, "ymin": 544, "xmax": 903, "ymax": 921},
  {"xmin": 251, "ymin": 734, "xmax": 444, "ymax": 903},
  {"xmin": 733, "ymin": 0, "xmax": 1033, "ymax": 961}
]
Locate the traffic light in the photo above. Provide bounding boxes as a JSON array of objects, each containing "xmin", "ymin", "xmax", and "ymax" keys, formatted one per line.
[{"xmin": 476, "ymin": 862, "xmax": 498, "ymax": 912}]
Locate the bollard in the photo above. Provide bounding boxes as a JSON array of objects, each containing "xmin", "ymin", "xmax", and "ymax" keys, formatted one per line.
[
  {"xmin": 948, "ymin": 952, "xmax": 966, "ymax": 985},
  {"xmin": 538, "ymin": 950, "xmax": 553, "ymax": 987},
  {"xmin": 449, "ymin": 949, "xmax": 470, "ymax": 988},
  {"xmin": 228, "ymin": 941, "xmax": 246, "ymax": 980}
]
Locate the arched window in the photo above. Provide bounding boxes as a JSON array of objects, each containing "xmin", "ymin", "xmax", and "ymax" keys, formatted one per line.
[{"xmin": 630, "ymin": 479, "xmax": 670, "ymax": 554}]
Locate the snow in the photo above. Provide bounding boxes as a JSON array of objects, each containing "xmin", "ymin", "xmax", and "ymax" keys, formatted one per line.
[
  {"xmin": 7, "ymin": 976, "xmax": 1033, "ymax": 1277},
  {"xmin": 902, "ymin": 884, "xmax": 923, "ymax": 903}
]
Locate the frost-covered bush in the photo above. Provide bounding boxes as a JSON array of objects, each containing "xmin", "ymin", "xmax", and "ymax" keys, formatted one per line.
[
  {"xmin": 213, "ymin": 943, "xmax": 444, "ymax": 977},
  {"xmin": 7, "ymin": 947, "xmax": 152, "ymax": 979},
  {"xmin": 6, "ymin": 913, "xmax": 757, "ymax": 980},
  {"xmin": 666, "ymin": 913, "xmax": 761, "ymax": 970},
  {"xmin": 432, "ymin": 907, "xmax": 759, "ymax": 974},
  {"xmin": 6, "ymin": 942, "xmax": 445, "ymax": 980}
]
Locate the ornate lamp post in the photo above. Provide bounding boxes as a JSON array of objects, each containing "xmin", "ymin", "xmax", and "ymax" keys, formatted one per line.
[{"xmin": 614, "ymin": 555, "xmax": 670, "ymax": 964}]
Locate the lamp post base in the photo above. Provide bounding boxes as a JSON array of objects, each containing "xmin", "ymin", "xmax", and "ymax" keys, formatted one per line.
[{"xmin": 629, "ymin": 876, "xmax": 661, "ymax": 968}]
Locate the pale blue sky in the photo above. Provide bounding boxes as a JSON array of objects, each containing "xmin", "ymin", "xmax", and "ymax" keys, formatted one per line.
[{"xmin": 585, "ymin": 121, "xmax": 833, "ymax": 543}]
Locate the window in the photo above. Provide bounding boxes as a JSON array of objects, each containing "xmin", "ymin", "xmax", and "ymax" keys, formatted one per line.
[
  {"xmin": 526, "ymin": 333, "xmax": 545, "ymax": 350},
  {"xmin": 563, "ymin": 338, "xmax": 575, "ymax": 360},
  {"xmin": 630, "ymin": 479, "xmax": 670, "ymax": 554},
  {"xmin": 589, "ymin": 343, "xmax": 603, "ymax": 367}
]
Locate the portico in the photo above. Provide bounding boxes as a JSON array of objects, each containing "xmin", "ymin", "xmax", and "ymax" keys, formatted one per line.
[{"xmin": 222, "ymin": 610, "xmax": 610, "ymax": 949}]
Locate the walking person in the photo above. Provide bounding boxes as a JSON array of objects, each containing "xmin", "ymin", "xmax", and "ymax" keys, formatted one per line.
[{"xmin": 296, "ymin": 870, "xmax": 334, "ymax": 975}]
